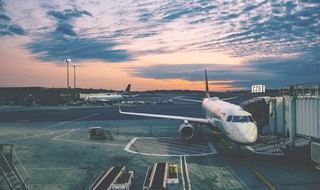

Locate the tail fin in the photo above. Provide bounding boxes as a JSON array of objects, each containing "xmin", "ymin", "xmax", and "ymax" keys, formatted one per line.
[
  {"xmin": 205, "ymin": 70, "xmax": 210, "ymax": 98},
  {"xmin": 124, "ymin": 84, "xmax": 131, "ymax": 94}
]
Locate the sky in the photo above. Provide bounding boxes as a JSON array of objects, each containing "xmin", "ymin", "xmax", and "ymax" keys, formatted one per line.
[{"xmin": 0, "ymin": 0, "xmax": 319, "ymax": 91}]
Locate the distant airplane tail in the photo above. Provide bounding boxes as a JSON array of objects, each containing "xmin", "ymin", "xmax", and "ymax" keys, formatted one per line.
[
  {"xmin": 205, "ymin": 70, "xmax": 210, "ymax": 98},
  {"xmin": 124, "ymin": 84, "xmax": 131, "ymax": 94}
]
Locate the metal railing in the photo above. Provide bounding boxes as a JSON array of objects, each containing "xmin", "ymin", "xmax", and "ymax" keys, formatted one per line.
[
  {"xmin": 13, "ymin": 150, "xmax": 30, "ymax": 183},
  {"xmin": 280, "ymin": 82, "xmax": 320, "ymax": 97},
  {"xmin": 0, "ymin": 148, "xmax": 29, "ymax": 190},
  {"xmin": 0, "ymin": 151, "xmax": 21, "ymax": 189}
]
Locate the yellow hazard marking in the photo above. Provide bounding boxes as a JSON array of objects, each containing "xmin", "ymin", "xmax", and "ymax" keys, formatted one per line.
[
  {"xmin": 242, "ymin": 160, "xmax": 277, "ymax": 190},
  {"xmin": 53, "ymin": 169, "xmax": 76, "ymax": 189},
  {"xmin": 220, "ymin": 137, "xmax": 278, "ymax": 190}
]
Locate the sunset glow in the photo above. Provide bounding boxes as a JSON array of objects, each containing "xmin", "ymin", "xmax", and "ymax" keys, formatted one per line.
[{"xmin": 0, "ymin": 0, "xmax": 318, "ymax": 91}]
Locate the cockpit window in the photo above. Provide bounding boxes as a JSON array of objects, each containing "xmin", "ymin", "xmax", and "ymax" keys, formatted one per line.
[
  {"xmin": 226, "ymin": 115, "xmax": 233, "ymax": 122},
  {"xmin": 247, "ymin": 116, "xmax": 255, "ymax": 122},
  {"xmin": 232, "ymin": 115, "xmax": 254, "ymax": 122}
]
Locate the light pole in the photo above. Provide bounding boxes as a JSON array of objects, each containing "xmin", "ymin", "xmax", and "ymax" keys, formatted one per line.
[
  {"xmin": 65, "ymin": 59, "xmax": 71, "ymax": 88},
  {"xmin": 73, "ymin": 65, "xmax": 77, "ymax": 89}
]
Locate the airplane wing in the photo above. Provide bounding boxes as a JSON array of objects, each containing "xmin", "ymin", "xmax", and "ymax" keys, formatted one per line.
[
  {"xmin": 119, "ymin": 107, "xmax": 210, "ymax": 124},
  {"xmin": 174, "ymin": 97, "xmax": 202, "ymax": 103},
  {"xmin": 174, "ymin": 96, "xmax": 238, "ymax": 103},
  {"xmin": 220, "ymin": 96, "xmax": 237, "ymax": 101}
]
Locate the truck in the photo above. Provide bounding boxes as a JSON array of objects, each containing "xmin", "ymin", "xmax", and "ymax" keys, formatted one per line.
[{"xmin": 89, "ymin": 126, "xmax": 106, "ymax": 140}]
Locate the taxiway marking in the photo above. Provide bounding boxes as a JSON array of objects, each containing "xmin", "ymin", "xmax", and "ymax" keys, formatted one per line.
[
  {"xmin": 0, "ymin": 131, "xmax": 61, "ymax": 143},
  {"xmin": 124, "ymin": 137, "xmax": 138, "ymax": 153},
  {"xmin": 245, "ymin": 145, "xmax": 283, "ymax": 156},
  {"xmin": 51, "ymin": 129, "xmax": 124, "ymax": 147},
  {"xmin": 220, "ymin": 137, "xmax": 277, "ymax": 190},
  {"xmin": 242, "ymin": 160, "xmax": 277, "ymax": 190},
  {"xmin": 45, "ymin": 113, "xmax": 99, "ymax": 129},
  {"xmin": 52, "ymin": 169, "xmax": 76, "ymax": 190},
  {"xmin": 124, "ymin": 137, "xmax": 217, "ymax": 157}
]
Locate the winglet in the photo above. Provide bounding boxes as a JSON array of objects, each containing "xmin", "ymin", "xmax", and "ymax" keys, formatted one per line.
[{"xmin": 205, "ymin": 70, "xmax": 210, "ymax": 98}]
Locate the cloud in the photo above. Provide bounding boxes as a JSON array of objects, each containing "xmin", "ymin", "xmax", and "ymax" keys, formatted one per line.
[
  {"xmin": 0, "ymin": 0, "xmax": 26, "ymax": 36},
  {"xmin": 0, "ymin": 13, "xmax": 10, "ymax": 22},
  {"xmin": 126, "ymin": 49, "xmax": 319, "ymax": 88},
  {"xmin": 202, "ymin": 0, "xmax": 320, "ymax": 57},
  {"xmin": 25, "ymin": 35, "xmax": 132, "ymax": 63},
  {"xmin": 47, "ymin": 9, "xmax": 92, "ymax": 21},
  {"xmin": 1, "ymin": 0, "xmax": 319, "ymax": 89},
  {"xmin": 46, "ymin": 9, "xmax": 93, "ymax": 37},
  {"xmin": 126, "ymin": 63, "xmax": 271, "ymax": 89},
  {"xmin": 24, "ymin": 7, "xmax": 132, "ymax": 63},
  {"xmin": 247, "ymin": 52, "xmax": 320, "ymax": 87},
  {"xmin": 55, "ymin": 22, "xmax": 77, "ymax": 36}
]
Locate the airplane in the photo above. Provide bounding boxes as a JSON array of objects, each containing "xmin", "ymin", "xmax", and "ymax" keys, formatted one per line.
[
  {"xmin": 119, "ymin": 70, "xmax": 258, "ymax": 145},
  {"xmin": 84, "ymin": 84, "xmax": 137, "ymax": 104}
]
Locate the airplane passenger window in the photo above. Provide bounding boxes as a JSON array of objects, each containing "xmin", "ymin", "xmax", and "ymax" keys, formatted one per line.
[{"xmin": 226, "ymin": 115, "xmax": 233, "ymax": 122}]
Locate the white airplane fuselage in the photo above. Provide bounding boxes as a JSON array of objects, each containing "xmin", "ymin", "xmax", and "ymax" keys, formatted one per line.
[
  {"xmin": 202, "ymin": 97, "xmax": 258, "ymax": 144},
  {"xmin": 86, "ymin": 93, "xmax": 125, "ymax": 102}
]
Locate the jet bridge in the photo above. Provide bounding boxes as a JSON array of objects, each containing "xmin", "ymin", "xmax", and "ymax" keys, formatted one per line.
[{"xmin": 242, "ymin": 83, "xmax": 320, "ymax": 162}]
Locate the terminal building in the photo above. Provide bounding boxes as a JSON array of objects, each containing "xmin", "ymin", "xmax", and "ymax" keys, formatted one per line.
[{"xmin": 0, "ymin": 87, "xmax": 74, "ymax": 106}]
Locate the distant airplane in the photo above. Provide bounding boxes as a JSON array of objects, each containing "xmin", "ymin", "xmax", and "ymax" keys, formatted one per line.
[
  {"xmin": 85, "ymin": 84, "xmax": 137, "ymax": 104},
  {"xmin": 120, "ymin": 70, "xmax": 258, "ymax": 145}
]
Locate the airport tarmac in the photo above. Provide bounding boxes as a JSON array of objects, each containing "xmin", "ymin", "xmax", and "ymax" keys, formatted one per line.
[{"xmin": 0, "ymin": 99, "xmax": 319, "ymax": 189}]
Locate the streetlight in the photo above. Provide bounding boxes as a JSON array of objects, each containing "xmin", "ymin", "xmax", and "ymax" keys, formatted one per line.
[
  {"xmin": 65, "ymin": 59, "xmax": 71, "ymax": 88},
  {"xmin": 73, "ymin": 65, "xmax": 77, "ymax": 89}
]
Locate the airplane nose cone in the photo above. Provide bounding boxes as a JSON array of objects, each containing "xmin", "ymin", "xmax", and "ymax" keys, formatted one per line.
[{"xmin": 246, "ymin": 124, "xmax": 258, "ymax": 144}]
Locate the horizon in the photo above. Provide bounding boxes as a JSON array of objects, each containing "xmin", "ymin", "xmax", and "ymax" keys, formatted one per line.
[{"xmin": 1, "ymin": 0, "xmax": 319, "ymax": 91}]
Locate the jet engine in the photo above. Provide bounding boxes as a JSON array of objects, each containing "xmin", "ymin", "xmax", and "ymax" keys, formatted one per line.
[{"xmin": 179, "ymin": 123, "xmax": 195, "ymax": 139}]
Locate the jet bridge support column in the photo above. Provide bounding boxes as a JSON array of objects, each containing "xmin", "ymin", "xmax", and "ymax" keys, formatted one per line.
[{"xmin": 284, "ymin": 96, "xmax": 296, "ymax": 149}]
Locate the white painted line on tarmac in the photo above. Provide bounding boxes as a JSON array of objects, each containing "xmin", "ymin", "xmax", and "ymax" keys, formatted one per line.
[
  {"xmin": 45, "ymin": 113, "xmax": 99, "ymax": 129},
  {"xmin": 51, "ymin": 129, "xmax": 78, "ymax": 140},
  {"xmin": 208, "ymin": 141, "xmax": 218, "ymax": 154},
  {"xmin": 245, "ymin": 146, "xmax": 284, "ymax": 156},
  {"xmin": 51, "ymin": 129, "xmax": 124, "ymax": 147},
  {"xmin": 0, "ymin": 131, "xmax": 60, "ymax": 143},
  {"xmin": 124, "ymin": 137, "xmax": 218, "ymax": 157},
  {"xmin": 184, "ymin": 156, "xmax": 192, "ymax": 190},
  {"xmin": 180, "ymin": 156, "xmax": 186, "ymax": 190},
  {"xmin": 128, "ymin": 151, "xmax": 216, "ymax": 157},
  {"xmin": 53, "ymin": 138, "xmax": 124, "ymax": 147},
  {"xmin": 124, "ymin": 137, "xmax": 138, "ymax": 153}
]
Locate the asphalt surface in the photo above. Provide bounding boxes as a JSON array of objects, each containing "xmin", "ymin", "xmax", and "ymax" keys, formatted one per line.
[
  {"xmin": 0, "ymin": 91, "xmax": 267, "ymax": 122},
  {"xmin": 0, "ymin": 93, "xmax": 319, "ymax": 190},
  {"xmin": 0, "ymin": 103, "xmax": 204, "ymax": 122}
]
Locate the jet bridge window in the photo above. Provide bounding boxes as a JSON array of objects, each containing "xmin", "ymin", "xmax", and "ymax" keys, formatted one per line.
[{"xmin": 232, "ymin": 116, "xmax": 254, "ymax": 122}]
